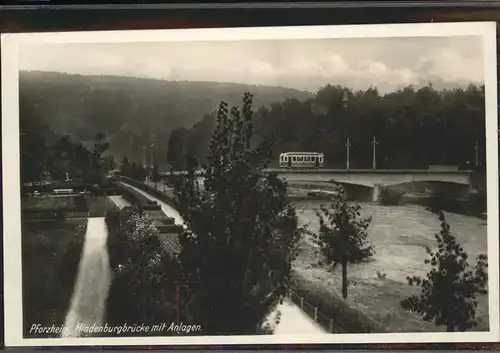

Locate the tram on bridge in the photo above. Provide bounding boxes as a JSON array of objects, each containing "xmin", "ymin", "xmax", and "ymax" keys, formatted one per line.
[{"xmin": 279, "ymin": 152, "xmax": 324, "ymax": 169}]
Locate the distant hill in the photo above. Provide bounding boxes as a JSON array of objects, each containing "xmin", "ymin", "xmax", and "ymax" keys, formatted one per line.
[{"xmin": 19, "ymin": 71, "xmax": 313, "ymax": 166}]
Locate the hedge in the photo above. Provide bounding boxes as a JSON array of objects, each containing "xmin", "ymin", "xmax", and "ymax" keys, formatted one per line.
[
  {"xmin": 119, "ymin": 184, "xmax": 161, "ymax": 211},
  {"xmin": 118, "ymin": 176, "xmax": 180, "ymax": 209}
]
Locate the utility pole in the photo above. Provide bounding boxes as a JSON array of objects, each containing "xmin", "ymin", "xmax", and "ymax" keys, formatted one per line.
[
  {"xmin": 150, "ymin": 133, "xmax": 156, "ymax": 172},
  {"xmin": 474, "ymin": 141, "xmax": 480, "ymax": 167},
  {"xmin": 345, "ymin": 137, "xmax": 352, "ymax": 170},
  {"xmin": 174, "ymin": 280, "xmax": 180, "ymax": 323},
  {"xmin": 371, "ymin": 135, "xmax": 378, "ymax": 170},
  {"xmin": 150, "ymin": 144, "xmax": 154, "ymax": 169}
]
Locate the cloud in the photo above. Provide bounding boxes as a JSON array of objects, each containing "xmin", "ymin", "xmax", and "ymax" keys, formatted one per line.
[
  {"xmin": 18, "ymin": 36, "xmax": 484, "ymax": 93},
  {"xmin": 416, "ymin": 47, "xmax": 484, "ymax": 84}
]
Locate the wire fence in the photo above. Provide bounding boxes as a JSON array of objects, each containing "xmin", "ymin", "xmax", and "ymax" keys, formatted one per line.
[{"xmin": 288, "ymin": 289, "xmax": 346, "ymax": 333}]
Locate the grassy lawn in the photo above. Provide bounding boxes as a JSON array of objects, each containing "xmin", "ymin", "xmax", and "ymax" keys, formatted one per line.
[
  {"xmin": 22, "ymin": 219, "xmax": 87, "ymax": 338},
  {"xmin": 22, "ymin": 195, "xmax": 87, "ymax": 212},
  {"xmin": 293, "ymin": 200, "xmax": 490, "ymax": 333}
]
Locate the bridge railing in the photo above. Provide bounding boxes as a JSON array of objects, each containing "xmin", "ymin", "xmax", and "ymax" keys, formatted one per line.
[{"xmin": 159, "ymin": 168, "xmax": 473, "ymax": 175}]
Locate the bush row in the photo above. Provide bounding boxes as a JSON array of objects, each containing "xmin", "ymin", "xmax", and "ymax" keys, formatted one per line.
[
  {"xmin": 119, "ymin": 184, "xmax": 162, "ymax": 211},
  {"xmin": 119, "ymin": 176, "xmax": 180, "ymax": 209},
  {"xmin": 117, "ymin": 178, "xmax": 183, "ymax": 236},
  {"xmin": 92, "ymin": 188, "xmax": 123, "ymax": 196}
]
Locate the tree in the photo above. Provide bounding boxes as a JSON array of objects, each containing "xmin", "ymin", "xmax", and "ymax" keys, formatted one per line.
[
  {"xmin": 88, "ymin": 132, "xmax": 110, "ymax": 184},
  {"xmin": 103, "ymin": 156, "xmax": 116, "ymax": 173},
  {"xmin": 313, "ymin": 184, "xmax": 374, "ymax": 299},
  {"xmin": 176, "ymin": 83, "xmax": 485, "ymax": 170},
  {"xmin": 150, "ymin": 162, "xmax": 161, "ymax": 185},
  {"xmin": 167, "ymin": 128, "xmax": 188, "ymax": 170},
  {"xmin": 173, "ymin": 93, "xmax": 303, "ymax": 334},
  {"xmin": 105, "ymin": 207, "xmax": 179, "ymax": 327},
  {"xmin": 401, "ymin": 210, "xmax": 488, "ymax": 332},
  {"xmin": 21, "ymin": 132, "xmax": 46, "ymax": 183}
]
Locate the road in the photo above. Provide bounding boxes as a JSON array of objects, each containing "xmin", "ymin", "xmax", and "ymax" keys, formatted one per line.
[
  {"xmin": 62, "ymin": 217, "xmax": 111, "ymax": 338},
  {"xmin": 266, "ymin": 299, "xmax": 326, "ymax": 334}
]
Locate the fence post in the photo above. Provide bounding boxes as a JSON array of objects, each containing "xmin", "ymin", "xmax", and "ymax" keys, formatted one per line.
[
  {"xmin": 300, "ymin": 296, "xmax": 304, "ymax": 309},
  {"xmin": 329, "ymin": 318, "xmax": 334, "ymax": 333},
  {"xmin": 314, "ymin": 307, "xmax": 318, "ymax": 321}
]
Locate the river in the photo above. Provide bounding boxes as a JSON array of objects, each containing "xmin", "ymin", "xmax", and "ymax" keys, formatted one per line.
[{"xmin": 295, "ymin": 200, "xmax": 487, "ymax": 283}]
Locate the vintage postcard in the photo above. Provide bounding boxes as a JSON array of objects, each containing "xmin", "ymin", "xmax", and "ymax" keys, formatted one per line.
[{"xmin": 2, "ymin": 22, "xmax": 499, "ymax": 347}]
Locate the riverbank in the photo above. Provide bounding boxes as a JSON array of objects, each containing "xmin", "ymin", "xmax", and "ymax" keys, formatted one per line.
[
  {"xmin": 292, "ymin": 199, "xmax": 489, "ymax": 333},
  {"xmin": 288, "ymin": 183, "xmax": 486, "ymax": 220}
]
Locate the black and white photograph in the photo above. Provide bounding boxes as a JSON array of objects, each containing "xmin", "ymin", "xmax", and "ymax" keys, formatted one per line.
[{"xmin": 2, "ymin": 22, "xmax": 499, "ymax": 346}]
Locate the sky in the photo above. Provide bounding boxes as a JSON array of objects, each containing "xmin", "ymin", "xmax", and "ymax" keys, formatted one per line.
[{"xmin": 19, "ymin": 35, "xmax": 484, "ymax": 94}]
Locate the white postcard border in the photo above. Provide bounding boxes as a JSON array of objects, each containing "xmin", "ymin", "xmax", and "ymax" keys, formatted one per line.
[{"xmin": 2, "ymin": 22, "xmax": 499, "ymax": 347}]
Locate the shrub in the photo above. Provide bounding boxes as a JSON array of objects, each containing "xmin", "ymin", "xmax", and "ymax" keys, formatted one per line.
[
  {"xmin": 105, "ymin": 206, "xmax": 180, "ymax": 329},
  {"xmin": 401, "ymin": 210, "xmax": 488, "ymax": 332}
]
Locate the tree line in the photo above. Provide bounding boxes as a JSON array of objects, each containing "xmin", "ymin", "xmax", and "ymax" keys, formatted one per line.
[
  {"xmin": 21, "ymin": 129, "xmax": 114, "ymax": 186},
  {"xmin": 167, "ymin": 84, "xmax": 486, "ymax": 171},
  {"xmin": 20, "ymin": 71, "xmax": 312, "ymax": 167}
]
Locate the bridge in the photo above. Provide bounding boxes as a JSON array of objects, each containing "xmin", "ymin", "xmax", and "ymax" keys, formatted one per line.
[{"xmin": 159, "ymin": 168, "xmax": 473, "ymax": 201}]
